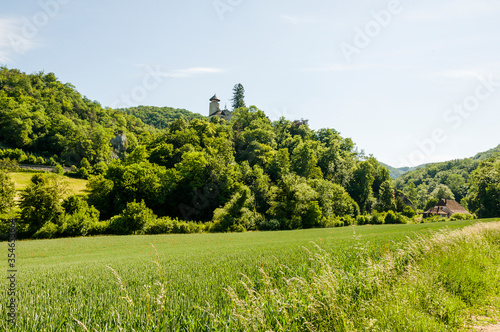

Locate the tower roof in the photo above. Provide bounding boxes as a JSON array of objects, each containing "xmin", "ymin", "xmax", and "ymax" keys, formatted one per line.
[{"xmin": 210, "ymin": 94, "xmax": 220, "ymax": 102}]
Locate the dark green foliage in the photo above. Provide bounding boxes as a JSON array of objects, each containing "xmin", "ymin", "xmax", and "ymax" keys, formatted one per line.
[
  {"xmin": 259, "ymin": 219, "xmax": 280, "ymax": 231},
  {"xmin": 377, "ymin": 180, "xmax": 396, "ymax": 212},
  {"xmin": 384, "ymin": 210, "xmax": 407, "ymax": 224},
  {"xmin": 425, "ymin": 198, "xmax": 439, "ymax": 211},
  {"xmin": 0, "ymin": 170, "xmax": 15, "ymax": 213},
  {"xmin": 231, "ymin": 83, "xmax": 246, "ymax": 110},
  {"xmin": 107, "ymin": 200, "xmax": 156, "ymax": 235},
  {"xmin": 60, "ymin": 196, "xmax": 101, "ymax": 237},
  {"xmin": 19, "ymin": 174, "xmax": 67, "ymax": 236}
]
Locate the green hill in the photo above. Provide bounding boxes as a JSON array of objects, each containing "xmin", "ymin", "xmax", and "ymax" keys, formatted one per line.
[
  {"xmin": 121, "ymin": 106, "xmax": 205, "ymax": 130},
  {"xmin": 0, "ymin": 68, "xmax": 206, "ymax": 166},
  {"xmin": 394, "ymin": 144, "xmax": 500, "ymax": 209}
]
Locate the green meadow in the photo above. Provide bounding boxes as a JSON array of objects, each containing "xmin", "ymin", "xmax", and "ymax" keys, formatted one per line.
[
  {"xmin": 8, "ymin": 172, "xmax": 88, "ymax": 200},
  {"xmin": 2, "ymin": 219, "xmax": 499, "ymax": 331}
]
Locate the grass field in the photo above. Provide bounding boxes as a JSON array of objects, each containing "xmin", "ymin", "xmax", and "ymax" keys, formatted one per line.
[
  {"xmin": 8, "ymin": 172, "xmax": 88, "ymax": 200},
  {"xmin": 1, "ymin": 219, "xmax": 498, "ymax": 331}
]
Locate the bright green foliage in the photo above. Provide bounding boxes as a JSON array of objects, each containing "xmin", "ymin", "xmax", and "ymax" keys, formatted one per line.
[
  {"xmin": 0, "ymin": 67, "xmax": 147, "ymax": 165},
  {"xmin": 431, "ymin": 183, "xmax": 455, "ymax": 200},
  {"xmin": 402, "ymin": 205, "xmax": 416, "ymax": 218},
  {"xmin": 108, "ymin": 200, "xmax": 156, "ymax": 235},
  {"xmin": 213, "ymin": 185, "xmax": 263, "ymax": 232},
  {"xmin": 0, "ymin": 170, "xmax": 15, "ymax": 213},
  {"xmin": 384, "ymin": 210, "xmax": 407, "ymax": 224},
  {"xmin": 309, "ymin": 179, "xmax": 359, "ymax": 218},
  {"xmin": 60, "ymin": 195, "xmax": 101, "ymax": 237},
  {"xmin": 1, "ymin": 66, "xmax": 403, "ymax": 234},
  {"xmin": 122, "ymin": 106, "xmax": 205, "ymax": 129},
  {"xmin": 267, "ymin": 173, "xmax": 318, "ymax": 229},
  {"xmin": 466, "ymin": 159, "xmax": 500, "ymax": 218}
]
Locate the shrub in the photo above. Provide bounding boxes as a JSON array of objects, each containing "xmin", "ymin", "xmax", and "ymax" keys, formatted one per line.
[
  {"xmin": 370, "ymin": 211, "xmax": 386, "ymax": 225},
  {"xmin": 108, "ymin": 200, "xmax": 156, "ymax": 235},
  {"xmin": 356, "ymin": 215, "xmax": 367, "ymax": 226},
  {"xmin": 53, "ymin": 164, "xmax": 64, "ymax": 175},
  {"xmin": 77, "ymin": 167, "xmax": 90, "ymax": 179},
  {"xmin": 340, "ymin": 216, "xmax": 354, "ymax": 226},
  {"xmin": 259, "ymin": 219, "xmax": 280, "ymax": 231},
  {"xmin": 449, "ymin": 213, "xmax": 473, "ymax": 221},
  {"xmin": 33, "ymin": 222, "xmax": 59, "ymax": 239},
  {"xmin": 384, "ymin": 210, "xmax": 408, "ymax": 224},
  {"xmin": 60, "ymin": 197, "xmax": 101, "ymax": 237},
  {"xmin": 143, "ymin": 217, "xmax": 175, "ymax": 235},
  {"xmin": 402, "ymin": 206, "xmax": 416, "ymax": 218}
]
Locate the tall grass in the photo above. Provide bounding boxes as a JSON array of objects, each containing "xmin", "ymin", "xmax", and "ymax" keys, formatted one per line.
[
  {"xmin": 219, "ymin": 222, "xmax": 500, "ymax": 331},
  {"xmin": 1, "ymin": 220, "xmax": 496, "ymax": 331}
]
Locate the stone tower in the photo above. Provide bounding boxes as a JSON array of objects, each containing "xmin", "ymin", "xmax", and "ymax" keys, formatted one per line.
[{"xmin": 209, "ymin": 94, "xmax": 220, "ymax": 116}]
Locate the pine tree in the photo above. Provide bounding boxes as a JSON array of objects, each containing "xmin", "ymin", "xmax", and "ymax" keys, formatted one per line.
[{"xmin": 231, "ymin": 83, "xmax": 246, "ymax": 110}]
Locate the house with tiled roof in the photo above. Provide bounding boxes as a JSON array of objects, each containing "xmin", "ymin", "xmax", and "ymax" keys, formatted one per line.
[
  {"xmin": 208, "ymin": 94, "xmax": 233, "ymax": 121},
  {"xmin": 423, "ymin": 199, "xmax": 471, "ymax": 218}
]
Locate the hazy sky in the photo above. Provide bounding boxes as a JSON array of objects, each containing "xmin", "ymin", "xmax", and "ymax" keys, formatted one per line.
[{"xmin": 1, "ymin": 0, "xmax": 499, "ymax": 167}]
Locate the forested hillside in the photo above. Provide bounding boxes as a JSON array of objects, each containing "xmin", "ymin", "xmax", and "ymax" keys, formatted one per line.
[
  {"xmin": 0, "ymin": 67, "xmax": 152, "ymax": 165},
  {"xmin": 0, "ymin": 67, "xmax": 405, "ymax": 239},
  {"xmin": 395, "ymin": 144, "xmax": 500, "ymax": 216},
  {"xmin": 121, "ymin": 106, "xmax": 205, "ymax": 129}
]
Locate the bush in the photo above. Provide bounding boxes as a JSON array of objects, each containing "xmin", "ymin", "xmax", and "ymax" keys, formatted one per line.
[
  {"xmin": 402, "ymin": 206, "xmax": 416, "ymax": 218},
  {"xmin": 143, "ymin": 217, "xmax": 175, "ymax": 234},
  {"xmin": 53, "ymin": 164, "xmax": 64, "ymax": 175},
  {"xmin": 33, "ymin": 222, "xmax": 59, "ymax": 239},
  {"xmin": 259, "ymin": 219, "xmax": 280, "ymax": 231},
  {"xmin": 370, "ymin": 211, "xmax": 386, "ymax": 225},
  {"xmin": 108, "ymin": 200, "xmax": 156, "ymax": 235},
  {"xmin": 449, "ymin": 213, "xmax": 474, "ymax": 221},
  {"xmin": 384, "ymin": 210, "xmax": 408, "ymax": 224}
]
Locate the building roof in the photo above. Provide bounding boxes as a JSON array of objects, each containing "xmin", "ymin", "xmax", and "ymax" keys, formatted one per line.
[
  {"xmin": 210, "ymin": 94, "xmax": 220, "ymax": 102},
  {"xmin": 424, "ymin": 199, "xmax": 471, "ymax": 216}
]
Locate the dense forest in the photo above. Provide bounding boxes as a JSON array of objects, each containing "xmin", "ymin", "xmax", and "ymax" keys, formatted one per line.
[
  {"xmin": 394, "ymin": 145, "xmax": 500, "ymax": 212},
  {"xmin": 0, "ymin": 67, "xmax": 498, "ymax": 239},
  {"xmin": 121, "ymin": 106, "xmax": 206, "ymax": 130}
]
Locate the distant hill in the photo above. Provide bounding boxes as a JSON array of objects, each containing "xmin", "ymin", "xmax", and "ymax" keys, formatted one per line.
[
  {"xmin": 382, "ymin": 144, "xmax": 500, "ymax": 179},
  {"xmin": 472, "ymin": 144, "xmax": 500, "ymax": 161},
  {"xmin": 381, "ymin": 163, "xmax": 421, "ymax": 179},
  {"xmin": 393, "ymin": 144, "xmax": 500, "ymax": 206},
  {"xmin": 121, "ymin": 106, "xmax": 206, "ymax": 130}
]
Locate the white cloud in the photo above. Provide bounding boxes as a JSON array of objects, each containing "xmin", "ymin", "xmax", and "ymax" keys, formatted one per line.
[{"xmin": 0, "ymin": 17, "xmax": 39, "ymax": 63}]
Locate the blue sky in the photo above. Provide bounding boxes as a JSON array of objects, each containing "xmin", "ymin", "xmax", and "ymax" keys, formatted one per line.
[{"xmin": 1, "ymin": 0, "xmax": 500, "ymax": 167}]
